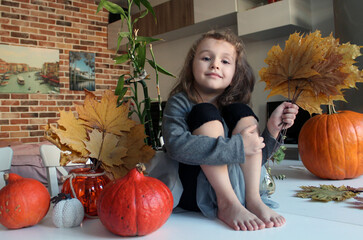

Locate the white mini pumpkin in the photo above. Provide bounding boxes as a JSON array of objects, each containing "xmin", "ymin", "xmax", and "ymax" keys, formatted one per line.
[{"xmin": 51, "ymin": 193, "xmax": 84, "ymax": 228}]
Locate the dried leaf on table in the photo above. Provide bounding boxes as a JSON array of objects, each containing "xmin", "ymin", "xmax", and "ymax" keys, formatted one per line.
[{"xmin": 295, "ymin": 185, "xmax": 362, "ymax": 202}]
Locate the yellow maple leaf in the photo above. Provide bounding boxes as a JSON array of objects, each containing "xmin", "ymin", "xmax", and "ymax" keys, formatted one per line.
[
  {"xmin": 44, "ymin": 90, "xmax": 155, "ymax": 178},
  {"xmin": 76, "ymin": 90, "xmax": 136, "ymax": 135},
  {"xmin": 46, "ymin": 110, "xmax": 89, "ymax": 157},
  {"xmin": 84, "ymin": 129, "xmax": 127, "ymax": 167},
  {"xmin": 260, "ymin": 31, "xmax": 363, "ymax": 115}
]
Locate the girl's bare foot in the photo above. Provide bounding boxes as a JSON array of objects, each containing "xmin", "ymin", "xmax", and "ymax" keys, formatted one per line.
[
  {"xmin": 246, "ymin": 200, "xmax": 286, "ymax": 228},
  {"xmin": 217, "ymin": 199, "xmax": 266, "ymax": 231}
]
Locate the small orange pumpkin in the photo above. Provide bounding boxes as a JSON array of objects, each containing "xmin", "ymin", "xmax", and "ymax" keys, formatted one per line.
[
  {"xmin": 298, "ymin": 111, "xmax": 363, "ymax": 179},
  {"xmin": 0, "ymin": 173, "xmax": 50, "ymax": 229},
  {"xmin": 97, "ymin": 164, "xmax": 173, "ymax": 237}
]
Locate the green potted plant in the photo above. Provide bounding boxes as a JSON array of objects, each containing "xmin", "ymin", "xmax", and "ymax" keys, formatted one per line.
[{"xmin": 97, "ymin": 0, "xmax": 175, "ymax": 150}]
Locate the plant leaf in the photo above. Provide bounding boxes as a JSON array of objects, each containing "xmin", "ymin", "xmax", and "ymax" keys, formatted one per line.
[
  {"xmin": 96, "ymin": 0, "xmax": 106, "ymax": 13},
  {"xmin": 115, "ymin": 74, "xmax": 125, "ymax": 95},
  {"xmin": 139, "ymin": 0, "xmax": 156, "ymax": 21},
  {"xmin": 136, "ymin": 36, "xmax": 161, "ymax": 44},
  {"xmin": 115, "ymin": 53, "xmax": 129, "ymax": 65},
  {"xmin": 147, "ymin": 59, "xmax": 176, "ymax": 77},
  {"xmin": 133, "ymin": 9, "xmax": 149, "ymax": 25},
  {"xmin": 116, "ymin": 31, "xmax": 130, "ymax": 51},
  {"xmin": 100, "ymin": 0, "xmax": 126, "ymax": 15},
  {"xmin": 135, "ymin": 42, "xmax": 146, "ymax": 69}
]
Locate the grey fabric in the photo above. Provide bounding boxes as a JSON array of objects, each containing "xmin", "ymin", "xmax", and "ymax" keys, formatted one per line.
[{"xmin": 162, "ymin": 92, "xmax": 278, "ymax": 218}]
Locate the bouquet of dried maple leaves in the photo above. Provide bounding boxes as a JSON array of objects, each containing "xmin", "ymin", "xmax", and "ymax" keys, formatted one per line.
[
  {"xmin": 260, "ymin": 30, "xmax": 363, "ymax": 115},
  {"xmin": 44, "ymin": 90, "xmax": 155, "ymax": 180},
  {"xmin": 259, "ymin": 30, "xmax": 363, "ymax": 162}
]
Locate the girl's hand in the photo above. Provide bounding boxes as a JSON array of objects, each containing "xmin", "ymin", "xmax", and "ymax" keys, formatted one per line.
[
  {"xmin": 240, "ymin": 124, "xmax": 265, "ymax": 156},
  {"xmin": 267, "ymin": 102, "xmax": 299, "ymax": 138}
]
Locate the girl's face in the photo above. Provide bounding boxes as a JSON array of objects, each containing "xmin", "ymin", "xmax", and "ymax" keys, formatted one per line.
[{"xmin": 192, "ymin": 38, "xmax": 236, "ymax": 102}]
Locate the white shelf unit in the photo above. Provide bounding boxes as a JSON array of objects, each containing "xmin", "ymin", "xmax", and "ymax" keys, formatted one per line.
[{"xmin": 237, "ymin": 0, "xmax": 312, "ymax": 40}]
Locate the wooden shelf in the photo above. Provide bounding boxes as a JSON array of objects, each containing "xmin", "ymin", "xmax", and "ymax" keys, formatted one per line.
[{"xmin": 237, "ymin": 0, "xmax": 312, "ymax": 40}]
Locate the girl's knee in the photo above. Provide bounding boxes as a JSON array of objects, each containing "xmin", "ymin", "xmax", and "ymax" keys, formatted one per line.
[
  {"xmin": 187, "ymin": 103, "xmax": 224, "ymax": 137},
  {"xmin": 193, "ymin": 120, "xmax": 224, "ymax": 137},
  {"xmin": 222, "ymin": 103, "xmax": 259, "ymax": 137},
  {"xmin": 231, "ymin": 116, "xmax": 258, "ymax": 136}
]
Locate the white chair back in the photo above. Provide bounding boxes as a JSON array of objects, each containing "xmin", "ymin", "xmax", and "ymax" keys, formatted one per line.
[
  {"xmin": 0, "ymin": 147, "xmax": 13, "ymax": 189},
  {"xmin": 40, "ymin": 144, "xmax": 61, "ymax": 197}
]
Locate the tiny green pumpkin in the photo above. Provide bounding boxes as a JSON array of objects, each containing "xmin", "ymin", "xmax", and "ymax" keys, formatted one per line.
[{"xmin": 51, "ymin": 193, "xmax": 84, "ymax": 228}]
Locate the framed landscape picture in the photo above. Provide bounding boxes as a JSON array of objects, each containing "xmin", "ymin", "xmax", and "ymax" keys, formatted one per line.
[
  {"xmin": 69, "ymin": 51, "xmax": 95, "ymax": 91},
  {"xmin": 0, "ymin": 44, "xmax": 59, "ymax": 94}
]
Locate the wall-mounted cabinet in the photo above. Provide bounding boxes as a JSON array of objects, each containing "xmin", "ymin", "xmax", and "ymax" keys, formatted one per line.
[
  {"xmin": 107, "ymin": 0, "xmax": 312, "ymax": 49},
  {"xmin": 237, "ymin": 0, "xmax": 312, "ymax": 40}
]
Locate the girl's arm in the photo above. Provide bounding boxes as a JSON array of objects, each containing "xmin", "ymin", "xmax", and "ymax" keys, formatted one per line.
[{"xmin": 162, "ymin": 93, "xmax": 278, "ymax": 166}]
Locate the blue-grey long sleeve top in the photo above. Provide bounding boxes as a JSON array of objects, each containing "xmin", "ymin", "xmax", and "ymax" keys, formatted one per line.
[{"xmin": 162, "ymin": 92, "xmax": 277, "ymax": 166}]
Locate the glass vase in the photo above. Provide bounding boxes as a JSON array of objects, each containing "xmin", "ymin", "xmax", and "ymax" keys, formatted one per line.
[
  {"xmin": 61, "ymin": 167, "xmax": 110, "ymax": 217},
  {"xmin": 260, "ymin": 166, "xmax": 276, "ymax": 195}
]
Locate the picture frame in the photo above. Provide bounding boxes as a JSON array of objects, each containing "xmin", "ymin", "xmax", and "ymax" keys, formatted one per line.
[{"xmin": 0, "ymin": 44, "xmax": 59, "ymax": 94}]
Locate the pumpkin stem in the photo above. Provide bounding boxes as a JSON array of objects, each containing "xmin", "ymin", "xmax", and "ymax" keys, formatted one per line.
[
  {"xmin": 51, "ymin": 193, "xmax": 72, "ymax": 205},
  {"xmin": 328, "ymin": 104, "xmax": 337, "ymax": 115},
  {"xmin": 332, "ymin": 104, "xmax": 337, "ymax": 114},
  {"xmin": 3, "ymin": 173, "xmax": 23, "ymax": 183},
  {"xmin": 136, "ymin": 163, "xmax": 146, "ymax": 173}
]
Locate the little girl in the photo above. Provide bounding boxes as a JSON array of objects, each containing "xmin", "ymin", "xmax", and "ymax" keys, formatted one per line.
[{"xmin": 162, "ymin": 30, "xmax": 298, "ymax": 231}]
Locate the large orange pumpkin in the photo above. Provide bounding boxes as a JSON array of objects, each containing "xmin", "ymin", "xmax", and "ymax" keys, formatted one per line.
[
  {"xmin": 298, "ymin": 111, "xmax": 363, "ymax": 179},
  {"xmin": 97, "ymin": 164, "xmax": 173, "ymax": 237},
  {"xmin": 0, "ymin": 173, "xmax": 50, "ymax": 229}
]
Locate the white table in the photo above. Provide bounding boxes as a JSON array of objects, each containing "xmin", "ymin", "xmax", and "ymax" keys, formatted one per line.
[{"xmin": 1, "ymin": 160, "xmax": 362, "ymax": 239}]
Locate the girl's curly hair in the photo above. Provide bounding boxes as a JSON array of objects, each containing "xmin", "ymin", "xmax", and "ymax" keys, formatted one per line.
[{"xmin": 169, "ymin": 29, "xmax": 256, "ymax": 108}]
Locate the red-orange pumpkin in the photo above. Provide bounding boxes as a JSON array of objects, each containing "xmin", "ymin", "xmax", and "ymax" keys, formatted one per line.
[
  {"xmin": 97, "ymin": 164, "xmax": 173, "ymax": 237},
  {"xmin": 298, "ymin": 111, "xmax": 363, "ymax": 179},
  {"xmin": 0, "ymin": 173, "xmax": 50, "ymax": 229}
]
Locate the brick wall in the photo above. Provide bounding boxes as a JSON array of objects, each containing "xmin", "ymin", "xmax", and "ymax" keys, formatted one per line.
[{"xmin": 0, "ymin": 0, "xmax": 128, "ymax": 144}]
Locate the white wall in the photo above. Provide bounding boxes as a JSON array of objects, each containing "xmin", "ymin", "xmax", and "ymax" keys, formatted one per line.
[{"xmin": 143, "ymin": 0, "xmax": 336, "ymax": 128}]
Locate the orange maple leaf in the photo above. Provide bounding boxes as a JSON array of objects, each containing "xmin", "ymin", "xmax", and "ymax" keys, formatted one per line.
[{"xmin": 104, "ymin": 124, "xmax": 155, "ymax": 179}]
